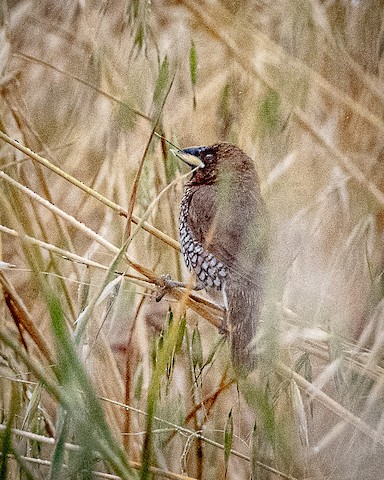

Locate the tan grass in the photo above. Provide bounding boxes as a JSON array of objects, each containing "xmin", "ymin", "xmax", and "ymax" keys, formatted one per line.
[{"xmin": 1, "ymin": 1, "xmax": 384, "ymax": 479}]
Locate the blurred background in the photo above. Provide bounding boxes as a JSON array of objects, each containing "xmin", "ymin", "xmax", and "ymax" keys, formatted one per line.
[{"xmin": 1, "ymin": 1, "xmax": 384, "ymax": 479}]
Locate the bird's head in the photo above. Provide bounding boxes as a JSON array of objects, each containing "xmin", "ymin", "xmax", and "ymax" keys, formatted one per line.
[{"xmin": 171, "ymin": 142, "xmax": 256, "ymax": 186}]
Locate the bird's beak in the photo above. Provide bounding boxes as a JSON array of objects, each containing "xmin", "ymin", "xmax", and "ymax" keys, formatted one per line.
[{"xmin": 170, "ymin": 148, "xmax": 205, "ymax": 168}]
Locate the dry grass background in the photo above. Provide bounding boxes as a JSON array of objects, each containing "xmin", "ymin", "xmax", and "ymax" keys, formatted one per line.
[{"xmin": 1, "ymin": 0, "xmax": 384, "ymax": 479}]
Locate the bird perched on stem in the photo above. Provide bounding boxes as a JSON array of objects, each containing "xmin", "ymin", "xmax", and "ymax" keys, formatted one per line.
[{"xmin": 172, "ymin": 142, "xmax": 268, "ymax": 376}]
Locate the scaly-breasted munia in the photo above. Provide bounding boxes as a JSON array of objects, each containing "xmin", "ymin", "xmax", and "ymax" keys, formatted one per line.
[{"xmin": 173, "ymin": 142, "xmax": 268, "ymax": 376}]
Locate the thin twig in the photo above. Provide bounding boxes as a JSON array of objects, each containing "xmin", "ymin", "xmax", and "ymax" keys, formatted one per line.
[
  {"xmin": 125, "ymin": 70, "xmax": 175, "ymax": 238},
  {"xmin": 180, "ymin": 0, "xmax": 384, "ymax": 135},
  {"xmin": 0, "ymin": 223, "xmax": 221, "ymax": 318},
  {"xmin": 99, "ymin": 397, "xmax": 299, "ymax": 480},
  {"xmin": 0, "ymin": 440, "xmax": 197, "ymax": 480},
  {"xmin": 14, "ymin": 52, "xmax": 151, "ymax": 122},
  {"xmin": 0, "ymin": 173, "xmax": 222, "ymax": 328},
  {"xmin": 277, "ymin": 361, "xmax": 384, "ymax": 446},
  {"xmin": 0, "ymin": 129, "xmax": 180, "ymax": 251}
]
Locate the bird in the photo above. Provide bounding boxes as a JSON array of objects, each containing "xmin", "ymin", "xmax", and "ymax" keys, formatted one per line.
[{"xmin": 172, "ymin": 142, "xmax": 268, "ymax": 376}]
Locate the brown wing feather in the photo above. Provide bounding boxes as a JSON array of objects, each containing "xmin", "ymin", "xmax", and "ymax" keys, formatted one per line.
[{"xmin": 187, "ymin": 183, "xmax": 267, "ymax": 282}]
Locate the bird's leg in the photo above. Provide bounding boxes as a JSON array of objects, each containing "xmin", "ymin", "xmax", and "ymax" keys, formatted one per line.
[
  {"xmin": 218, "ymin": 311, "xmax": 229, "ymax": 336},
  {"xmin": 155, "ymin": 274, "xmax": 204, "ymax": 302}
]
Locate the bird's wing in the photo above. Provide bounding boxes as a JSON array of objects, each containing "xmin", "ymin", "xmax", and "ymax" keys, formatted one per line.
[
  {"xmin": 185, "ymin": 184, "xmax": 223, "ymax": 252},
  {"xmin": 186, "ymin": 185, "xmax": 267, "ymax": 282}
]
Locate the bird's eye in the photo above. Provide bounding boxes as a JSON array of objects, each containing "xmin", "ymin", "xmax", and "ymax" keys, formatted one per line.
[{"xmin": 205, "ymin": 154, "xmax": 213, "ymax": 160}]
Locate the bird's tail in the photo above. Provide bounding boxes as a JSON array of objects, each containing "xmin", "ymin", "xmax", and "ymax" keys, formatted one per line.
[{"xmin": 226, "ymin": 281, "xmax": 262, "ymax": 377}]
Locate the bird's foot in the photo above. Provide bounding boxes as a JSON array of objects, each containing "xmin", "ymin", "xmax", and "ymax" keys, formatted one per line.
[
  {"xmin": 155, "ymin": 274, "xmax": 185, "ymax": 302},
  {"xmin": 155, "ymin": 274, "xmax": 205, "ymax": 302}
]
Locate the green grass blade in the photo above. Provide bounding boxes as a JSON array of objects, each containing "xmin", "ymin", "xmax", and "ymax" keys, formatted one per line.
[{"xmin": 224, "ymin": 408, "xmax": 233, "ymax": 477}]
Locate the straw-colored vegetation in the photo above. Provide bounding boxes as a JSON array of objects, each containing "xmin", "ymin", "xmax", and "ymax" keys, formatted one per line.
[{"xmin": 1, "ymin": 1, "xmax": 384, "ymax": 478}]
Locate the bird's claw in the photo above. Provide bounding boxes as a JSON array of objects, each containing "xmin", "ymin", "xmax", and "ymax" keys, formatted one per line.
[{"xmin": 155, "ymin": 274, "xmax": 184, "ymax": 302}]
